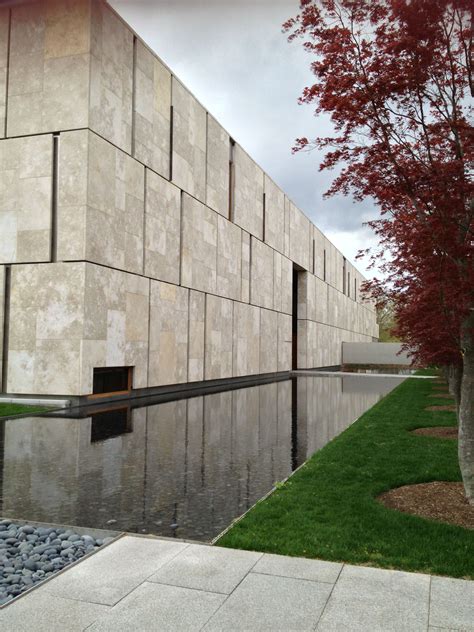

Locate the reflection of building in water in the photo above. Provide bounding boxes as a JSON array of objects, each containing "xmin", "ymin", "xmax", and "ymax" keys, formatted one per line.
[{"xmin": 0, "ymin": 376, "xmax": 392, "ymax": 540}]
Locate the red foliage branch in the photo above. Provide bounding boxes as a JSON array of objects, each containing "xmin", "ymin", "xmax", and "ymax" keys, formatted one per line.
[{"xmin": 285, "ymin": 0, "xmax": 474, "ymax": 368}]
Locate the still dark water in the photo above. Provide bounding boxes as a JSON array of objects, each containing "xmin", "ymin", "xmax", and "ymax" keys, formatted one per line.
[{"xmin": 0, "ymin": 375, "xmax": 404, "ymax": 542}]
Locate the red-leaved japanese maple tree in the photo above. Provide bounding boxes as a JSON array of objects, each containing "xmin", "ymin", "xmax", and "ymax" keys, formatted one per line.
[{"xmin": 284, "ymin": 0, "xmax": 474, "ymax": 501}]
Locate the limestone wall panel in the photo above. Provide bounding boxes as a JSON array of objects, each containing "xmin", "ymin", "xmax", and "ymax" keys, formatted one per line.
[
  {"xmin": 133, "ymin": 40, "xmax": 171, "ymax": 178},
  {"xmin": 289, "ymin": 201, "xmax": 311, "ymax": 271},
  {"xmin": 144, "ymin": 169, "xmax": 180, "ymax": 285},
  {"xmin": 8, "ymin": 263, "xmax": 85, "ymax": 395},
  {"xmin": 250, "ymin": 237, "xmax": 273, "ymax": 310},
  {"xmin": 0, "ymin": 135, "xmax": 53, "ymax": 264},
  {"xmin": 148, "ymin": 280, "xmax": 188, "ymax": 387},
  {"xmin": 188, "ymin": 289, "xmax": 205, "ymax": 382},
  {"xmin": 82, "ymin": 263, "xmax": 149, "ymax": 392},
  {"xmin": 89, "ymin": 0, "xmax": 133, "ymax": 152},
  {"xmin": 241, "ymin": 231, "xmax": 250, "ymax": 303},
  {"xmin": 205, "ymin": 294, "xmax": 233, "ymax": 380},
  {"xmin": 0, "ymin": 9, "xmax": 9, "ymax": 138},
  {"xmin": 232, "ymin": 302, "xmax": 260, "ymax": 377},
  {"xmin": 7, "ymin": 0, "xmax": 91, "ymax": 137},
  {"xmin": 207, "ymin": 115, "xmax": 229, "ymax": 217},
  {"xmin": 264, "ymin": 175, "xmax": 285, "ymax": 254},
  {"xmin": 0, "ymin": 266, "xmax": 4, "ymax": 387},
  {"xmin": 259, "ymin": 308, "xmax": 278, "ymax": 374},
  {"xmin": 58, "ymin": 130, "xmax": 144, "ymax": 275},
  {"xmin": 171, "ymin": 79, "xmax": 206, "ymax": 202},
  {"xmin": 233, "ymin": 145, "xmax": 264, "ymax": 240},
  {"xmin": 277, "ymin": 313, "xmax": 292, "ymax": 372},
  {"xmin": 181, "ymin": 194, "xmax": 217, "ymax": 294},
  {"xmin": 217, "ymin": 215, "xmax": 241, "ymax": 301}
]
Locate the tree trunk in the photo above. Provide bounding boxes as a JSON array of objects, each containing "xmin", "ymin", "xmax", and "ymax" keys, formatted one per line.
[
  {"xmin": 448, "ymin": 363, "xmax": 462, "ymax": 413},
  {"xmin": 459, "ymin": 314, "xmax": 474, "ymax": 505}
]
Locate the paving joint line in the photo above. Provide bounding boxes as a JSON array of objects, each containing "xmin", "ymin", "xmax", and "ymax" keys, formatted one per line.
[
  {"xmin": 197, "ymin": 551, "xmax": 265, "ymax": 631},
  {"xmin": 249, "ymin": 569, "xmax": 338, "ymax": 585},
  {"xmin": 312, "ymin": 562, "xmax": 345, "ymax": 631}
]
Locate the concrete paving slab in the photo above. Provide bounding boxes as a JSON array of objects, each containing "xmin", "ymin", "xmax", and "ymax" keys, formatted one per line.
[
  {"xmin": 203, "ymin": 571, "xmax": 332, "ymax": 631},
  {"xmin": 0, "ymin": 590, "xmax": 109, "ymax": 632},
  {"xmin": 253, "ymin": 552, "xmax": 342, "ymax": 584},
  {"xmin": 87, "ymin": 581, "xmax": 226, "ymax": 632},
  {"xmin": 148, "ymin": 543, "xmax": 262, "ymax": 594},
  {"xmin": 430, "ymin": 576, "xmax": 474, "ymax": 631},
  {"xmin": 316, "ymin": 564, "xmax": 430, "ymax": 631},
  {"xmin": 42, "ymin": 535, "xmax": 188, "ymax": 606}
]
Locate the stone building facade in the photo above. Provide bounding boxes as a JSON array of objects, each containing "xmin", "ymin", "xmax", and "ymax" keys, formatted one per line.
[{"xmin": 0, "ymin": 0, "xmax": 378, "ymax": 398}]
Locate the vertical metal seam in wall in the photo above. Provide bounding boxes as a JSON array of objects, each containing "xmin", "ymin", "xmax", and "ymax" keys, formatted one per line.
[
  {"xmin": 178, "ymin": 189, "xmax": 184, "ymax": 286},
  {"xmin": 168, "ymin": 75, "xmax": 174, "ymax": 182},
  {"xmin": 51, "ymin": 133, "xmax": 60, "ymax": 263},
  {"xmin": 4, "ymin": 9, "xmax": 11, "ymax": 138},
  {"xmin": 146, "ymin": 278, "xmax": 152, "ymax": 387},
  {"xmin": 131, "ymin": 35, "xmax": 137, "ymax": 158},
  {"xmin": 202, "ymin": 293, "xmax": 207, "ymax": 379},
  {"xmin": 186, "ymin": 289, "xmax": 191, "ymax": 382},
  {"xmin": 142, "ymin": 168, "xmax": 147, "ymax": 275},
  {"xmin": 1, "ymin": 266, "xmax": 11, "ymax": 393}
]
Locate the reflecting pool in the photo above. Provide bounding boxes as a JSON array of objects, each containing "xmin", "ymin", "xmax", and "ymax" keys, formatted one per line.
[{"xmin": 0, "ymin": 374, "xmax": 404, "ymax": 542}]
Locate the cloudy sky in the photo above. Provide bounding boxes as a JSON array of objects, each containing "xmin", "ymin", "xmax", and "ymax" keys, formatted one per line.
[{"xmin": 110, "ymin": 0, "xmax": 379, "ymax": 276}]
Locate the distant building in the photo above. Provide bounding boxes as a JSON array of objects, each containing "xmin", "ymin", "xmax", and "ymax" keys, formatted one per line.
[{"xmin": 0, "ymin": 0, "xmax": 378, "ymax": 401}]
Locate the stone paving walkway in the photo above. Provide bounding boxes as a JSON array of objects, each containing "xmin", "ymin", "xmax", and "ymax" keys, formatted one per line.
[{"xmin": 0, "ymin": 535, "xmax": 473, "ymax": 631}]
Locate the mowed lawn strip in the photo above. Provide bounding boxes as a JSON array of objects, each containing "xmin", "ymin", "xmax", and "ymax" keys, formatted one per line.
[
  {"xmin": 218, "ymin": 377, "xmax": 473, "ymax": 579},
  {"xmin": 0, "ymin": 403, "xmax": 51, "ymax": 418}
]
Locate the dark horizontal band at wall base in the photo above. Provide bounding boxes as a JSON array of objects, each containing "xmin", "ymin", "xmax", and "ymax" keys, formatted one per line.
[{"xmin": 49, "ymin": 371, "xmax": 294, "ymax": 417}]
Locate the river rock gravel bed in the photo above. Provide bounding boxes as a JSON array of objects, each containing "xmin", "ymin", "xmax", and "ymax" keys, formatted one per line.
[{"xmin": 0, "ymin": 519, "xmax": 114, "ymax": 607}]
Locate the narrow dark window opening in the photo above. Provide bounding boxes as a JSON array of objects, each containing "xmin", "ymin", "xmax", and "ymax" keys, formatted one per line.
[
  {"xmin": 1, "ymin": 266, "xmax": 11, "ymax": 393},
  {"xmin": 343, "ymin": 257, "xmax": 347, "ymax": 295},
  {"xmin": 323, "ymin": 249, "xmax": 326, "ymax": 282},
  {"xmin": 262, "ymin": 192, "xmax": 266, "ymax": 242},
  {"xmin": 92, "ymin": 366, "xmax": 133, "ymax": 396},
  {"xmin": 51, "ymin": 133, "xmax": 60, "ymax": 263},
  {"xmin": 229, "ymin": 138, "xmax": 235, "ymax": 221},
  {"xmin": 354, "ymin": 278, "xmax": 357, "ymax": 301},
  {"xmin": 312, "ymin": 239, "xmax": 315, "ymax": 275},
  {"xmin": 348, "ymin": 272, "xmax": 351, "ymax": 298},
  {"xmin": 169, "ymin": 105, "xmax": 174, "ymax": 181}
]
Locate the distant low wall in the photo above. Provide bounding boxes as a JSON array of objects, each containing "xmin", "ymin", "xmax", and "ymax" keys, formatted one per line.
[{"xmin": 342, "ymin": 342, "xmax": 411, "ymax": 366}]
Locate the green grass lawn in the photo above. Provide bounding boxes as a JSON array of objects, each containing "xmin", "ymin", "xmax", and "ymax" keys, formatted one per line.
[
  {"xmin": 0, "ymin": 403, "xmax": 51, "ymax": 418},
  {"xmin": 218, "ymin": 377, "xmax": 474, "ymax": 579}
]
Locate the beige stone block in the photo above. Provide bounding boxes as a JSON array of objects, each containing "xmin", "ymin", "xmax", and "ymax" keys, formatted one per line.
[
  {"xmin": 250, "ymin": 237, "xmax": 273, "ymax": 310},
  {"xmin": 172, "ymin": 78, "xmax": 206, "ymax": 202},
  {"xmin": 7, "ymin": 262, "xmax": 86, "ymax": 395},
  {"xmin": 206, "ymin": 115, "xmax": 229, "ymax": 217},
  {"xmin": 58, "ymin": 130, "xmax": 144, "ymax": 274},
  {"xmin": 264, "ymin": 175, "xmax": 285, "ymax": 254},
  {"xmin": 188, "ymin": 289, "xmax": 205, "ymax": 382},
  {"xmin": 144, "ymin": 169, "xmax": 180, "ymax": 285},
  {"xmin": 0, "ymin": 135, "xmax": 53, "ymax": 264},
  {"xmin": 89, "ymin": 0, "xmax": 133, "ymax": 152},
  {"xmin": 259, "ymin": 308, "xmax": 278, "ymax": 374},
  {"xmin": 133, "ymin": 40, "xmax": 171, "ymax": 178},
  {"xmin": 205, "ymin": 294, "xmax": 233, "ymax": 380},
  {"xmin": 181, "ymin": 193, "xmax": 217, "ymax": 294},
  {"xmin": 233, "ymin": 302, "xmax": 260, "ymax": 377},
  {"xmin": 0, "ymin": 9, "xmax": 9, "ymax": 138},
  {"xmin": 7, "ymin": 1, "xmax": 90, "ymax": 136},
  {"xmin": 217, "ymin": 215, "xmax": 242, "ymax": 300},
  {"xmin": 233, "ymin": 144, "xmax": 264, "ymax": 240},
  {"xmin": 241, "ymin": 231, "xmax": 250, "ymax": 303},
  {"xmin": 0, "ymin": 265, "xmax": 4, "ymax": 385},
  {"xmin": 277, "ymin": 313, "xmax": 292, "ymax": 371},
  {"xmin": 289, "ymin": 201, "xmax": 311, "ymax": 271},
  {"xmin": 149, "ymin": 280, "xmax": 188, "ymax": 387}
]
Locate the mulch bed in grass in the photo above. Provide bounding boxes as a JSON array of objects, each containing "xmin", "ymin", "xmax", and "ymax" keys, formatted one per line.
[
  {"xmin": 378, "ymin": 482, "xmax": 474, "ymax": 530},
  {"xmin": 411, "ymin": 427, "xmax": 458, "ymax": 439},
  {"xmin": 429, "ymin": 393, "xmax": 454, "ymax": 400},
  {"xmin": 425, "ymin": 404, "xmax": 457, "ymax": 412}
]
